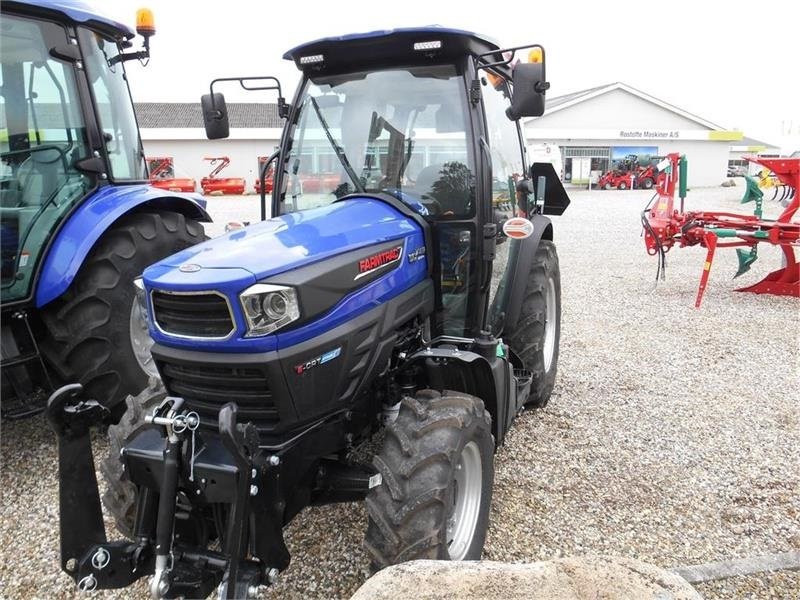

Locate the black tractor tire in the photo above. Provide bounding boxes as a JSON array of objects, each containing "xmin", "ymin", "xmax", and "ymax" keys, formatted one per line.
[
  {"xmin": 364, "ymin": 389, "xmax": 494, "ymax": 570},
  {"xmin": 640, "ymin": 177, "xmax": 654, "ymax": 190},
  {"xmin": 100, "ymin": 379, "xmax": 166, "ymax": 538},
  {"xmin": 504, "ymin": 240, "xmax": 561, "ymax": 408},
  {"xmin": 40, "ymin": 210, "xmax": 204, "ymax": 415},
  {"xmin": 603, "ymin": 182, "xmax": 612, "ymax": 190},
  {"xmin": 617, "ymin": 181, "xmax": 628, "ymax": 190}
]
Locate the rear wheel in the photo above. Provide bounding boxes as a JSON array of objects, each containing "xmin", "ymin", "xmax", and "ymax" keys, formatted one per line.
[
  {"xmin": 640, "ymin": 177, "xmax": 654, "ymax": 189},
  {"xmin": 40, "ymin": 210, "xmax": 204, "ymax": 415},
  {"xmin": 364, "ymin": 390, "xmax": 494, "ymax": 570},
  {"xmin": 603, "ymin": 182, "xmax": 612, "ymax": 190},
  {"xmin": 504, "ymin": 240, "xmax": 561, "ymax": 407},
  {"xmin": 618, "ymin": 181, "xmax": 628, "ymax": 190}
]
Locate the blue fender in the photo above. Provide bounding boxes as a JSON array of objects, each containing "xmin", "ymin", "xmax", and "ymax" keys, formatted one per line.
[{"xmin": 35, "ymin": 184, "xmax": 210, "ymax": 308}]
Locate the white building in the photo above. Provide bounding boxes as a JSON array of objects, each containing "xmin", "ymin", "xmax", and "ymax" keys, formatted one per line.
[
  {"xmin": 136, "ymin": 83, "xmax": 777, "ymax": 189},
  {"xmin": 522, "ymin": 82, "xmax": 747, "ymax": 187},
  {"xmin": 136, "ymin": 103, "xmax": 282, "ymax": 193}
]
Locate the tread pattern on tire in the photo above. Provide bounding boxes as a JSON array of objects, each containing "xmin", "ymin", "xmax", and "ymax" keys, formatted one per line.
[
  {"xmin": 364, "ymin": 389, "xmax": 493, "ymax": 570},
  {"xmin": 40, "ymin": 210, "xmax": 204, "ymax": 412},
  {"xmin": 504, "ymin": 240, "xmax": 561, "ymax": 408}
]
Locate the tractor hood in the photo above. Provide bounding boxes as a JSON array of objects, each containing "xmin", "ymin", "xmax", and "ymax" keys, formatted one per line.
[
  {"xmin": 145, "ymin": 197, "xmax": 422, "ymax": 287},
  {"xmin": 143, "ymin": 196, "xmax": 430, "ymax": 353}
]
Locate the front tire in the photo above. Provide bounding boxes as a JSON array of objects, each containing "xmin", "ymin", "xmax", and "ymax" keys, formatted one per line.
[
  {"xmin": 618, "ymin": 181, "xmax": 628, "ymax": 190},
  {"xmin": 504, "ymin": 240, "xmax": 561, "ymax": 407},
  {"xmin": 40, "ymin": 210, "xmax": 204, "ymax": 414},
  {"xmin": 364, "ymin": 390, "xmax": 494, "ymax": 570}
]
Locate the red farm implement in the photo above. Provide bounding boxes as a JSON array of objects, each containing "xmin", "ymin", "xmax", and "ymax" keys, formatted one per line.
[
  {"xmin": 147, "ymin": 156, "xmax": 196, "ymax": 192},
  {"xmin": 641, "ymin": 153, "xmax": 799, "ymax": 307},
  {"xmin": 200, "ymin": 156, "xmax": 246, "ymax": 195}
]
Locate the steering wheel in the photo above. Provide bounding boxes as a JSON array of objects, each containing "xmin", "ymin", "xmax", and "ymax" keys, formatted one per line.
[{"xmin": 1, "ymin": 144, "xmax": 69, "ymax": 165}]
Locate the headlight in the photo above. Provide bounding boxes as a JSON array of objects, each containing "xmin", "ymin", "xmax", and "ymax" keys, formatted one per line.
[{"xmin": 239, "ymin": 283, "xmax": 300, "ymax": 337}]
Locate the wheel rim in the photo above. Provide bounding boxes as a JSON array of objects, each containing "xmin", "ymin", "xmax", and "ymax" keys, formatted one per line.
[
  {"xmin": 543, "ymin": 275, "xmax": 557, "ymax": 373},
  {"xmin": 447, "ymin": 441, "xmax": 482, "ymax": 560},
  {"xmin": 129, "ymin": 296, "xmax": 158, "ymax": 378}
]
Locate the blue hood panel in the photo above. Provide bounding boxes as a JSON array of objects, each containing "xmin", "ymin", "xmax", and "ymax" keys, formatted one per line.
[
  {"xmin": 143, "ymin": 196, "xmax": 429, "ymax": 353},
  {"xmin": 155, "ymin": 197, "xmax": 419, "ymax": 280},
  {"xmin": 144, "ymin": 265, "xmax": 256, "ymax": 291}
]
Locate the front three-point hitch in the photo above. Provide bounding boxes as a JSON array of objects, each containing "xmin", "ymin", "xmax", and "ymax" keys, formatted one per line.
[{"xmin": 46, "ymin": 384, "xmax": 289, "ymax": 599}]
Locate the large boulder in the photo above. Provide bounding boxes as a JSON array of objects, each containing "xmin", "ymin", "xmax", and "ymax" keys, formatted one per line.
[{"xmin": 351, "ymin": 555, "xmax": 701, "ymax": 600}]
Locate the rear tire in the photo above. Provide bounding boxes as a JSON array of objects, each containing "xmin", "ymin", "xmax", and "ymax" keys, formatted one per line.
[
  {"xmin": 504, "ymin": 240, "xmax": 561, "ymax": 407},
  {"xmin": 640, "ymin": 177, "xmax": 654, "ymax": 190},
  {"xmin": 364, "ymin": 390, "xmax": 494, "ymax": 570},
  {"xmin": 40, "ymin": 210, "xmax": 204, "ymax": 415},
  {"xmin": 618, "ymin": 181, "xmax": 628, "ymax": 190},
  {"xmin": 100, "ymin": 380, "xmax": 166, "ymax": 538}
]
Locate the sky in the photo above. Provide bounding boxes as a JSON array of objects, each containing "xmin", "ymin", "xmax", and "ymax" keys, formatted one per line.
[{"xmin": 105, "ymin": 0, "xmax": 800, "ymax": 151}]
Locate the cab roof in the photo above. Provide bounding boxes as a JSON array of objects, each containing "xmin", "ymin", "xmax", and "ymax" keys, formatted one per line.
[
  {"xmin": 284, "ymin": 27, "xmax": 503, "ymax": 76},
  {"xmin": 5, "ymin": 0, "xmax": 134, "ymax": 39}
]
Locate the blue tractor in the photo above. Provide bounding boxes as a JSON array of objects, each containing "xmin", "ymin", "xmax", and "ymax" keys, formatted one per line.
[
  {"xmin": 0, "ymin": 1, "xmax": 209, "ymax": 419},
  {"xmin": 48, "ymin": 28, "xmax": 570, "ymax": 598}
]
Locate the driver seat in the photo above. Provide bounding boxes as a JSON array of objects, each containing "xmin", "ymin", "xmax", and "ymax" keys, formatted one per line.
[{"xmin": 18, "ymin": 147, "xmax": 66, "ymax": 206}]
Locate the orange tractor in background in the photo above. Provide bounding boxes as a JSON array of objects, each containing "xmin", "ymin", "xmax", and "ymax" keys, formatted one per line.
[
  {"xmin": 201, "ymin": 156, "xmax": 246, "ymax": 195},
  {"xmin": 147, "ymin": 156, "xmax": 196, "ymax": 192}
]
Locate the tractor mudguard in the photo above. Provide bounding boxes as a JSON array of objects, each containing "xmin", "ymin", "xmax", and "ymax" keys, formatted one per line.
[
  {"xmin": 499, "ymin": 213, "xmax": 553, "ymax": 336},
  {"xmin": 403, "ymin": 345, "xmax": 516, "ymax": 445},
  {"xmin": 35, "ymin": 184, "xmax": 210, "ymax": 308}
]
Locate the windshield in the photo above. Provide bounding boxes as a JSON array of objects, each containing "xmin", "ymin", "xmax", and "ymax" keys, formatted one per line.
[
  {"xmin": 1, "ymin": 13, "xmax": 92, "ymax": 303},
  {"xmin": 280, "ymin": 66, "xmax": 476, "ymax": 217},
  {"xmin": 79, "ymin": 28, "xmax": 147, "ymax": 181}
]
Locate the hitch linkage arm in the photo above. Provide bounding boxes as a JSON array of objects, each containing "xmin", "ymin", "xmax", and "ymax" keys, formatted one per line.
[{"xmin": 46, "ymin": 384, "xmax": 153, "ymax": 592}]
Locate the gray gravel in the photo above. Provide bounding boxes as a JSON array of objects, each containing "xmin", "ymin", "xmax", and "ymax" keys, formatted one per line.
[{"xmin": 1, "ymin": 184, "xmax": 798, "ymax": 599}]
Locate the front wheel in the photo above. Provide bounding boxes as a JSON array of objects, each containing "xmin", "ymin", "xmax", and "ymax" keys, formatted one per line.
[
  {"xmin": 640, "ymin": 177, "xmax": 654, "ymax": 189},
  {"xmin": 364, "ymin": 390, "xmax": 494, "ymax": 570},
  {"xmin": 617, "ymin": 181, "xmax": 628, "ymax": 190},
  {"xmin": 504, "ymin": 240, "xmax": 561, "ymax": 407}
]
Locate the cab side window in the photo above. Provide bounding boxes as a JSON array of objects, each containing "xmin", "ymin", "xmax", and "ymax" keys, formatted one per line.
[{"xmin": 482, "ymin": 77, "xmax": 526, "ymax": 333}]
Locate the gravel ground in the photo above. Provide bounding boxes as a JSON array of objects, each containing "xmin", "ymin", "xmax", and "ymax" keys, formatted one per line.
[{"xmin": 1, "ymin": 184, "xmax": 798, "ymax": 599}]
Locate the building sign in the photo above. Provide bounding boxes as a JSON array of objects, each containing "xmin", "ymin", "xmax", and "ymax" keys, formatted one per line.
[
  {"xmin": 619, "ymin": 130, "xmax": 679, "ymax": 139},
  {"xmin": 527, "ymin": 128, "xmax": 743, "ymax": 142}
]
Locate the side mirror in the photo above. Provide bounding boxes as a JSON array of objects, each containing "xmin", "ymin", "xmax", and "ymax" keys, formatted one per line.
[
  {"xmin": 201, "ymin": 92, "xmax": 230, "ymax": 139},
  {"xmin": 506, "ymin": 62, "xmax": 549, "ymax": 120}
]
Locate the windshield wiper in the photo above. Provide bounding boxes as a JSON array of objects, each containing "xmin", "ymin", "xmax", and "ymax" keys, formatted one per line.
[{"xmin": 309, "ymin": 97, "xmax": 364, "ymax": 193}]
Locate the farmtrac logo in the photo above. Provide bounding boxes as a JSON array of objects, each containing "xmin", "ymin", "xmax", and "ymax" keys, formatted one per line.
[
  {"xmin": 354, "ymin": 245, "xmax": 403, "ymax": 280},
  {"xmin": 294, "ymin": 347, "xmax": 342, "ymax": 375}
]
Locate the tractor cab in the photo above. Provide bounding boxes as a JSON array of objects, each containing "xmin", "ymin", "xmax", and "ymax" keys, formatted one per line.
[
  {"xmin": 0, "ymin": 2, "xmax": 150, "ymax": 303},
  {"xmin": 204, "ymin": 27, "xmax": 569, "ymax": 338}
]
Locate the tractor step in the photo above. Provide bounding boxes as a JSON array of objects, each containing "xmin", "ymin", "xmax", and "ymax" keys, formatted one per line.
[
  {"xmin": 514, "ymin": 369, "xmax": 532, "ymax": 400},
  {"xmin": 1, "ymin": 387, "xmax": 47, "ymax": 420}
]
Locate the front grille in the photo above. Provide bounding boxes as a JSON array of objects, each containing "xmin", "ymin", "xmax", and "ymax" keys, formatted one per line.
[
  {"xmin": 151, "ymin": 290, "xmax": 235, "ymax": 338},
  {"xmin": 159, "ymin": 361, "xmax": 279, "ymax": 428}
]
